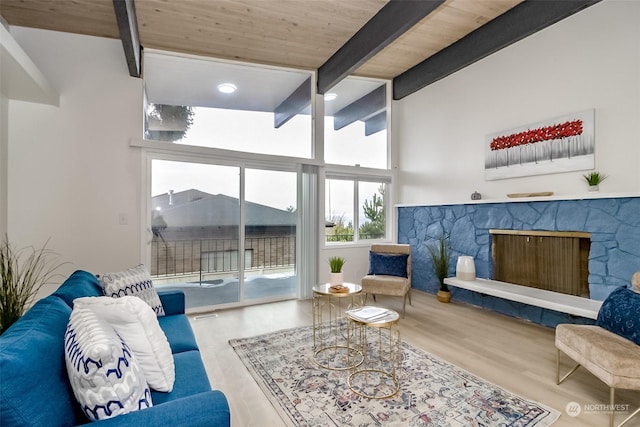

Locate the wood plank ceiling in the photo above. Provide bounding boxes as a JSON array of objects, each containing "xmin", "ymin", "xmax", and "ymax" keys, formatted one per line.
[{"xmin": 0, "ymin": 0, "xmax": 600, "ymax": 99}]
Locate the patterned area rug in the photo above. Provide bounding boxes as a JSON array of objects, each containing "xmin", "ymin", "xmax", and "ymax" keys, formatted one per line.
[{"xmin": 229, "ymin": 324, "xmax": 560, "ymax": 427}]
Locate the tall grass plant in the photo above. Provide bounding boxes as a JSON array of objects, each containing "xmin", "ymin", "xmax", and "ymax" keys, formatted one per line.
[{"xmin": 0, "ymin": 236, "xmax": 66, "ymax": 334}]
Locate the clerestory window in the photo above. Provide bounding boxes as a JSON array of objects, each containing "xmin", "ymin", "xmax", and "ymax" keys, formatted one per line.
[{"xmin": 143, "ymin": 49, "xmax": 313, "ymax": 159}]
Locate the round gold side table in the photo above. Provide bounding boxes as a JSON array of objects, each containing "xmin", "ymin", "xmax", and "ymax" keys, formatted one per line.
[
  {"xmin": 312, "ymin": 282, "xmax": 364, "ymax": 370},
  {"xmin": 346, "ymin": 306, "xmax": 401, "ymax": 399}
]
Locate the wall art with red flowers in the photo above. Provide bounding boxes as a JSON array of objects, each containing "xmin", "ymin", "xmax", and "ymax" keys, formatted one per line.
[{"xmin": 484, "ymin": 109, "xmax": 595, "ymax": 180}]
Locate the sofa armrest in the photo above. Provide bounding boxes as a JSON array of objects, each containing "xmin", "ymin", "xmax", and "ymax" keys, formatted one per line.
[
  {"xmin": 158, "ymin": 290, "xmax": 186, "ymax": 315},
  {"xmin": 86, "ymin": 391, "xmax": 230, "ymax": 427}
]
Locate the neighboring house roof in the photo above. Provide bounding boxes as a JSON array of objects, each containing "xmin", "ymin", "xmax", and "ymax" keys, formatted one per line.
[{"xmin": 152, "ymin": 189, "xmax": 295, "ymax": 228}]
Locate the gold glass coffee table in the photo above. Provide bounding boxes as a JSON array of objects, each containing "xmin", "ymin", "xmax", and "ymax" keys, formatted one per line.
[
  {"xmin": 346, "ymin": 306, "xmax": 401, "ymax": 399},
  {"xmin": 312, "ymin": 282, "xmax": 364, "ymax": 370}
]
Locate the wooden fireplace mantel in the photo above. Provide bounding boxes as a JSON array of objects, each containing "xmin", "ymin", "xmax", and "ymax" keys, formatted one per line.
[
  {"xmin": 489, "ymin": 229, "xmax": 591, "ymax": 238},
  {"xmin": 443, "ymin": 277, "xmax": 602, "ymax": 319},
  {"xmin": 396, "ymin": 192, "xmax": 640, "ymax": 208}
]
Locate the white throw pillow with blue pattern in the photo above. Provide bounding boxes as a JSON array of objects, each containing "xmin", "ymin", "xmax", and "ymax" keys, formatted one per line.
[
  {"xmin": 64, "ymin": 305, "xmax": 153, "ymax": 421},
  {"xmin": 74, "ymin": 296, "xmax": 175, "ymax": 392},
  {"xmin": 99, "ymin": 264, "xmax": 165, "ymax": 316}
]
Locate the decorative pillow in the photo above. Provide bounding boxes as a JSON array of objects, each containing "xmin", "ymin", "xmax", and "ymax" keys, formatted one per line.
[
  {"xmin": 64, "ymin": 305, "xmax": 152, "ymax": 421},
  {"xmin": 99, "ymin": 264, "xmax": 165, "ymax": 316},
  {"xmin": 74, "ymin": 296, "xmax": 175, "ymax": 392},
  {"xmin": 596, "ymin": 287, "xmax": 640, "ymax": 345},
  {"xmin": 368, "ymin": 252, "xmax": 409, "ymax": 278}
]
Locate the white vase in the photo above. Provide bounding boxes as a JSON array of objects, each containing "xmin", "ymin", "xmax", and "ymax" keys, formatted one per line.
[
  {"xmin": 456, "ymin": 256, "xmax": 476, "ymax": 281},
  {"xmin": 588, "ymin": 185, "xmax": 599, "ymax": 192},
  {"xmin": 329, "ymin": 272, "xmax": 344, "ymax": 286}
]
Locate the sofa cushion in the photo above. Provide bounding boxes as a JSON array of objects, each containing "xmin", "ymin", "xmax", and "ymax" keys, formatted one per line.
[
  {"xmin": 52, "ymin": 270, "xmax": 104, "ymax": 308},
  {"xmin": 151, "ymin": 350, "xmax": 212, "ymax": 405},
  {"xmin": 158, "ymin": 314, "xmax": 199, "ymax": 354},
  {"xmin": 158, "ymin": 290, "xmax": 186, "ymax": 316},
  {"xmin": 368, "ymin": 252, "xmax": 408, "ymax": 278},
  {"xmin": 64, "ymin": 304, "xmax": 153, "ymax": 421},
  {"xmin": 74, "ymin": 296, "xmax": 175, "ymax": 392},
  {"xmin": 94, "ymin": 391, "xmax": 230, "ymax": 427},
  {"xmin": 596, "ymin": 286, "xmax": 640, "ymax": 345},
  {"xmin": 0, "ymin": 296, "xmax": 84, "ymax": 427},
  {"xmin": 99, "ymin": 264, "xmax": 165, "ymax": 316}
]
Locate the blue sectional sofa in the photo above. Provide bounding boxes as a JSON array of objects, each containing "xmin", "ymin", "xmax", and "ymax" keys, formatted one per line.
[{"xmin": 0, "ymin": 270, "xmax": 230, "ymax": 427}]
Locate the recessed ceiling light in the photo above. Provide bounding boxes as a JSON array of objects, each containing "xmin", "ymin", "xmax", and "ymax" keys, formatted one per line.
[
  {"xmin": 325, "ymin": 93, "xmax": 338, "ymax": 101},
  {"xmin": 217, "ymin": 83, "xmax": 237, "ymax": 94}
]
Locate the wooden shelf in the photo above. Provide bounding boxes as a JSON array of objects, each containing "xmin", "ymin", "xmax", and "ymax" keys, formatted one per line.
[
  {"xmin": 489, "ymin": 229, "xmax": 590, "ymax": 238},
  {"xmin": 396, "ymin": 192, "xmax": 640, "ymax": 208},
  {"xmin": 444, "ymin": 277, "xmax": 602, "ymax": 319}
]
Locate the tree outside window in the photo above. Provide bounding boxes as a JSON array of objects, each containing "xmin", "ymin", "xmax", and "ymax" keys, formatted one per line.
[
  {"xmin": 325, "ymin": 180, "xmax": 387, "ymax": 243},
  {"xmin": 359, "ymin": 184, "xmax": 385, "ymax": 240}
]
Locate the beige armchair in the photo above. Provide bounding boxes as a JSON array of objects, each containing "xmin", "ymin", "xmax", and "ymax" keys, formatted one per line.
[
  {"xmin": 361, "ymin": 244, "xmax": 411, "ymax": 317},
  {"xmin": 555, "ymin": 272, "xmax": 640, "ymax": 427}
]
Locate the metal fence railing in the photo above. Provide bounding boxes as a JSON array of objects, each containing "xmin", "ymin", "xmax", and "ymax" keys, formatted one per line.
[
  {"xmin": 325, "ymin": 233, "xmax": 384, "ymax": 242},
  {"xmin": 151, "ymin": 236, "xmax": 296, "ymax": 279}
]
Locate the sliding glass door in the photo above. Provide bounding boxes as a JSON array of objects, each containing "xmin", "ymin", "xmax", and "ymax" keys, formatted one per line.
[
  {"xmin": 244, "ymin": 169, "xmax": 297, "ymax": 301},
  {"xmin": 149, "ymin": 158, "xmax": 297, "ymax": 310}
]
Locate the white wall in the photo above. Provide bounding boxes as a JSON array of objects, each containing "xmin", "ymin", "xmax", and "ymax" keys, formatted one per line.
[
  {"xmin": 7, "ymin": 27, "xmax": 144, "ymax": 296},
  {"xmin": 394, "ymin": 0, "xmax": 640, "ymax": 205},
  {"xmin": 1, "ymin": 93, "xmax": 7, "ymax": 237}
]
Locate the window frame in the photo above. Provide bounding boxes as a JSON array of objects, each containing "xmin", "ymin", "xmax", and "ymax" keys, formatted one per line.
[
  {"xmin": 143, "ymin": 49, "xmax": 315, "ymax": 159},
  {"xmin": 321, "ymin": 78, "xmax": 394, "ymax": 248},
  {"xmin": 322, "ymin": 77, "xmax": 390, "ymax": 169},
  {"xmin": 323, "ymin": 166, "xmax": 394, "ymax": 248}
]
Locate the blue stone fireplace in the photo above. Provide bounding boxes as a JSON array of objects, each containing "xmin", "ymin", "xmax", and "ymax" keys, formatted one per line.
[{"xmin": 397, "ymin": 196, "xmax": 640, "ymax": 327}]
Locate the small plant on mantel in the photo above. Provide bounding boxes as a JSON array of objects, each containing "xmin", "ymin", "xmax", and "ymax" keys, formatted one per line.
[
  {"xmin": 583, "ymin": 171, "xmax": 607, "ymax": 191},
  {"xmin": 427, "ymin": 234, "xmax": 452, "ymax": 303}
]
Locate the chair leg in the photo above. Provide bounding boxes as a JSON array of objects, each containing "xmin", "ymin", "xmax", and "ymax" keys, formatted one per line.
[
  {"xmin": 556, "ymin": 349, "xmax": 560, "ymax": 384},
  {"xmin": 607, "ymin": 385, "xmax": 639, "ymax": 427},
  {"xmin": 402, "ymin": 294, "xmax": 407, "ymax": 318},
  {"xmin": 610, "ymin": 387, "xmax": 615, "ymax": 427},
  {"xmin": 617, "ymin": 405, "xmax": 640, "ymax": 427},
  {"xmin": 556, "ymin": 349, "xmax": 581, "ymax": 385},
  {"xmin": 408, "ymin": 289, "xmax": 412, "ymax": 306}
]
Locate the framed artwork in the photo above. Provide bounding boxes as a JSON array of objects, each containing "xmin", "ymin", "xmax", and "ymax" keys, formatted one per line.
[{"xmin": 484, "ymin": 109, "xmax": 595, "ymax": 180}]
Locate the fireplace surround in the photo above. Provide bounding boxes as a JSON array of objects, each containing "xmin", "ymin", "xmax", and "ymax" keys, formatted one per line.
[
  {"xmin": 397, "ymin": 195, "xmax": 640, "ymax": 327},
  {"xmin": 490, "ymin": 229, "xmax": 590, "ymax": 298}
]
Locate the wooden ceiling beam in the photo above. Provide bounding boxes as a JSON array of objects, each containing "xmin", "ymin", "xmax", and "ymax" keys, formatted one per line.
[
  {"xmin": 393, "ymin": 0, "xmax": 602, "ymax": 100},
  {"xmin": 317, "ymin": 0, "xmax": 444, "ymax": 94},
  {"xmin": 365, "ymin": 111, "xmax": 387, "ymax": 136},
  {"xmin": 333, "ymin": 85, "xmax": 386, "ymax": 131},
  {"xmin": 274, "ymin": 77, "xmax": 311, "ymax": 128},
  {"xmin": 113, "ymin": 0, "xmax": 141, "ymax": 78}
]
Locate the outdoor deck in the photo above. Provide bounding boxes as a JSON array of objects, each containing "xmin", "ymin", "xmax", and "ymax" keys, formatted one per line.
[{"xmin": 156, "ymin": 272, "xmax": 297, "ymax": 309}]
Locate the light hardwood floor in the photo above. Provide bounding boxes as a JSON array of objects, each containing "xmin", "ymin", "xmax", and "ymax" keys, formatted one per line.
[{"xmin": 189, "ymin": 290, "xmax": 639, "ymax": 427}]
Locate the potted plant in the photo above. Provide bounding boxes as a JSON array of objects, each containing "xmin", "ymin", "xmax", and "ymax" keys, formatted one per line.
[
  {"xmin": 0, "ymin": 236, "xmax": 65, "ymax": 334},
  {"xmin": 428, "ymin": 234, "xmax": 451, "ymax": 303},
  {"xmin": 583, "ymin": 171, "xmax": 607, "ymax": 192},
  {"xmin": 328, "ymin": 256, "xmax": 346, "ymax": 286}
]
